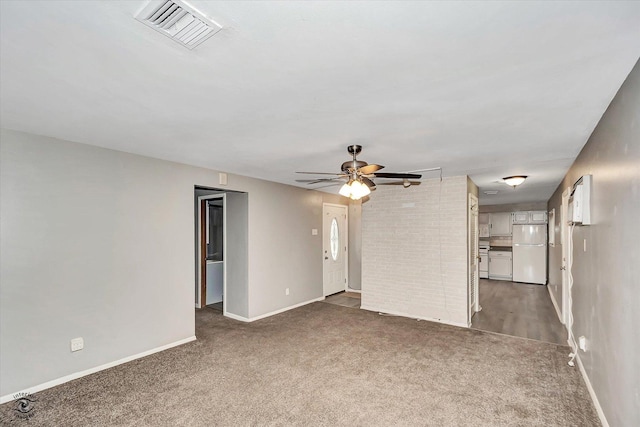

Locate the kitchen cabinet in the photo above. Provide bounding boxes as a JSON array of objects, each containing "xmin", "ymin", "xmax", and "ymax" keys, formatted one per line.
[
  {"xmin": 489, "ymin": 251, "xmax": 512, "ymax": 280},
  {"xmin": 512, "ymin": 211, "xmax": 529, "ymax": 224},
  {"xmin": 479, "ymin": 252, "xmax": 489, "ymax": 278},
  {"xmin": 490, "ymin": 212, "xmax": 512, "ymax": 236},
  {"xmin": 479, "ymin": 224, "xmax": 490, "ymax": 238},
  {"xmin": 478, "ymin": 213, "xmax": 490, "ymax": 225},
  {"xmin": 529, "ymin": 211, "xmax": 547, "ymax": 224},
  {"xmin": 512, "ymin": 211, "xmax": 547, "ymax": 224}
]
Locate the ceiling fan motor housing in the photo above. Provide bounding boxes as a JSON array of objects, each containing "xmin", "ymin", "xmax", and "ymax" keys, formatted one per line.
[
  {"xmin": 342, "ymin": 145, "xmax": 366, "ymax": 172},
  {"xmin": 341, "ymin": 160, "xmax": 368, "ymax": 172}
]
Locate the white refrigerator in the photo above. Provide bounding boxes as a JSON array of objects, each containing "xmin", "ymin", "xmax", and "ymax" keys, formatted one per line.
[{"xmin": 512, "ymin": 224, "xmax": 547, "ymax": 284}]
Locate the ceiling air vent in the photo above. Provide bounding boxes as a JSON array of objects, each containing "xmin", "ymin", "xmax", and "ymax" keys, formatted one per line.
[{"xmin": 135, "ymin": 0, "xmax": 222, "ymax": 50}]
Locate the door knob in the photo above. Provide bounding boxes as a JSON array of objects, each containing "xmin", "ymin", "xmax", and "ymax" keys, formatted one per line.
[
  {"xmin": 560, "ymin": 266, "xmax": 566, "ymax": 270},
  {"xmin": 324, "ymin": 257, "xmax": 329, "ymax": 260}
]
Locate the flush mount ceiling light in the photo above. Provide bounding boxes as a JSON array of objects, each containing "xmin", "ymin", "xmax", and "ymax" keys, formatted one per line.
[{"xmin": 503, "ymin": 175, "xmax": 528, "ymax": 188}]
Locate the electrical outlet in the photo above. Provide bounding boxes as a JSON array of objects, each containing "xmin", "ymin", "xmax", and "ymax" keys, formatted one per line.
[
  {"xmin": 311, "ymin": 229, "xmax": 318, "ymax": 236},
  {"xmin": 70, "ymin": 337, "xmax": 84, "ymax": 352},
  {"xmin": 578, "ymin": 336, "xmax": 587, "ymax": 352},
  {"xmin": 285, "ymin": 288, "xmax": 290, "ymax": 296}
]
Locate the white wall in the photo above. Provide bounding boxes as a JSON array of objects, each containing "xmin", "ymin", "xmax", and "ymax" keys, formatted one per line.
[
  {"xmin": 548, "ymin": 59, "xmax": 640, "ymax": 426},
  {"xmin": 0, "ymin": 129, "xmax": 338, "ymax": 397},
  {"xmin": 361, "ymin": 176, "xmax": 470, "ymax": 326}
]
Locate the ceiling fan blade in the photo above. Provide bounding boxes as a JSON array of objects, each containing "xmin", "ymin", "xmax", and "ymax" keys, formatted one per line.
[
  {"xmin": 308, "ymin": 183, "xmax": 343, "ymax": 190},
  {"xmin": 406, "ymin": 167, "xmax": 441, "ymax": 173},
  {"xmin": 378, "ymin": 181, "xmax": 422, "ymax": 186},
  {"xmin": 361, "ymin": 177, "xmax": 376, "ymax": 189},
  {"xmin": 358, "ymin": 164, "xmax": 384, "ymax": 174},
  {"xmin": 296, "ymin": 178, "xmax": 343, "ymax": 183},
  {"xmin": 374, "ymin": 172, "xmax": 422, "ymax": 179},
  {"xmin": 296, "ymin": 177, "xmax": 342, "ymax": 185},
  {"xmin": 296, "ymin": 171, "xmax": 345, "ymax": 176}
]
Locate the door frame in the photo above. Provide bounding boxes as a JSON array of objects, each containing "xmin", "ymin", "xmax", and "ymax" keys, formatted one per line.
[
  {"xmin": 322, "ymin": 203, "xmax": 349, "ymax": 296},
  {"xmin": 196, "ymin": 194, "xmax": 226, "ymax": 312},
  {"xmin": 468, "ymin": 193, "xmax": 480, "ymax": 324},
  {"xmin": 560, "ymin": 187, "xmax": 570, "ymax": 325}
]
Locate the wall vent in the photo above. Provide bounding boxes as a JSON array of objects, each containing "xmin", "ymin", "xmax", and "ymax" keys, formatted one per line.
[{"xmin": 135, "ymin": 0, "xmax": 222, "ymax": 50}]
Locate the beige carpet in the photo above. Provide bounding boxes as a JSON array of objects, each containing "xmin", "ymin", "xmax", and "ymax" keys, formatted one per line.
[{"xmin": 0, "ymin": 303, "xmax": 599, "ymax": 426}]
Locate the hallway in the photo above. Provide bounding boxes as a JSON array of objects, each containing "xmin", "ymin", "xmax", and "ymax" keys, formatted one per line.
[{"xmin": 471, "ymin": 279, "xmax": 566, "ymax": 345}]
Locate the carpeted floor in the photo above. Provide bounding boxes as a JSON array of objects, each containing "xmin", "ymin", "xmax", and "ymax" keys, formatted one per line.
[{"xmin": 0, "ymin": 303, "xmax": 599, "ymax": 426}]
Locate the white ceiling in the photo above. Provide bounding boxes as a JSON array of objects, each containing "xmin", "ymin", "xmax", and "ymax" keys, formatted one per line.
[{"xmin": 2, "ymin": 1, "xmax": 639, "ymax": 205}]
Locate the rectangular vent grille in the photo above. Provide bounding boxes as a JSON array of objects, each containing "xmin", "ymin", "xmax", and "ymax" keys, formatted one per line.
[{"xmin": 135, "ymin": 0, "xmax": 222, "ymax": 50}]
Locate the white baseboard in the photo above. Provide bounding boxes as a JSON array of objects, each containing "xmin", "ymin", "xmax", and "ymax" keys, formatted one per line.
[
  {"xmin": 223, "ymin": 311, "xmax": 251, "ymax": 322},
  {"xmin": 0, "ymin": 336, "xmax": 196, "ymax": 405},
  {"xmin": 360, "ymin": 305, "xmax": 469, "ymax": 328},
  {"xmin": 224, "ymin": 296, "xmax": 325, "ymax": 323},
  {"xmin": 575, "ymin": 353, "xmax": 610, "ymax": 427},
  {"xmin": 346, "ymin": 288, "xmax": 361, "ymax": 293},
  {"xmin": 547, "ymin": 285, "xmax": 563, "ymax": 324}
]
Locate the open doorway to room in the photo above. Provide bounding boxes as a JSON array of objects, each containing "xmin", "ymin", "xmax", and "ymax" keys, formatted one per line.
[
  {"xmin": 195, "ymin": 186, "xmax": 249, "ymax": 320},
  {"xmin": 199, "ymin": 196, "xmax": 224, "ymax": 311}
]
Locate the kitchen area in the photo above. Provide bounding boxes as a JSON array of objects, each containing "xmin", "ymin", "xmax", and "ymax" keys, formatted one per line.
[
  {"xmin": 473, "ymin": 208, "xmax": 564, "ymax": 345},
  {"xmin": 478, "ymin": 210, "xmax": 548, "ymax": 284}
]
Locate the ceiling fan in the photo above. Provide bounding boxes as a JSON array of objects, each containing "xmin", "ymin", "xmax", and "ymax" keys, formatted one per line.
[{"xmin": 296, "ymin": 145, "xmax": 422, "ymax": 200}]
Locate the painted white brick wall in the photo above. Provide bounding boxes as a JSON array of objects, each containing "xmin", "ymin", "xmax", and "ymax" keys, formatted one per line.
[{"xmin": 361, "ymin": 176, "xmax": 469, "ymax": 326}]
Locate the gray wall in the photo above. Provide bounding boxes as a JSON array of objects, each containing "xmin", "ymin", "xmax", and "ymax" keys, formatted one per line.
[
  {"xmin": 547, "ymin": 60, "xmax": 640, "ymax": 426},
  {"xmin": 0, "ymin": 129, "xmax": 334, "ymax": 397},
  {"xmin": 225, "ymin": 192, "xmax": 249, "ymax": 318}
]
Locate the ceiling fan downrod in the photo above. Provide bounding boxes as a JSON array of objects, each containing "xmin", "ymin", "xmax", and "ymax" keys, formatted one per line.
[{"xmin": 342, "ymin": 145, "xmax": 367, "ymax": 172}]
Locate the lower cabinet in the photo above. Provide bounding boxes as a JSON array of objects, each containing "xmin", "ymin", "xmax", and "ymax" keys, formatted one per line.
[
  {"xmin": 479, "ymin": 252, "xmax": 489, "ymax": 278},
  {"xmin": 489, "ymin": 251, "xmax": 512, "ymax": 280}
]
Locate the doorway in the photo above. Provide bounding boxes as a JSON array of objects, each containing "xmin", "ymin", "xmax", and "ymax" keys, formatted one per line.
[
  {"xmin": 323, "ymin": 203, "xmax": 348, "ymax": 296},
  {"xmin": 197, "ymin": 194, "xmax": 225, "ymax": 312},
  {"xmin": 195, "ymin": 187, "xmax": 249, "ymax": 319}
]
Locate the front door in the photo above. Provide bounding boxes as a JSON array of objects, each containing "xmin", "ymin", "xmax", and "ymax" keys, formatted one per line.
[{"xmin": 323, "ymin": 204, "xmax": 348, "ymax": 296}]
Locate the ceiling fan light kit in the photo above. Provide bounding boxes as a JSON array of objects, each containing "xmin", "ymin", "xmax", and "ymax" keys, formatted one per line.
[
  {"xmin": 503, "ymin": 175, "xmax": 527, "ymax": 188},
  {"xmin": 339, "ymin": 179, "xmax": 371, "ymax": 200}
]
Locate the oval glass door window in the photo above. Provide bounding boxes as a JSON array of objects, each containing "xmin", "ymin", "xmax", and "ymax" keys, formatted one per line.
[{"xmin": 330, "ymin": 217, "xmax": 339, "ymax": 261}]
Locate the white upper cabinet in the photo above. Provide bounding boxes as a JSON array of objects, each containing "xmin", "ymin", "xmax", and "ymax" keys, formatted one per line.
[
  {"xmin": 479, "ymin": 224, "xmax": 490, "ymax": 238},
  {"xmin": 529, "ymin": 211, "xmax": 547, "ymax": 224},
  {"xmin": 478, "ymin": 213, "xmax": 490, "ymax": 225},
  {"xmin": 490, "ymin": 212, "xmax": 512, "ymax": 236},
  {"xmin": 512, "ymin": 211, "xmax": 529, "ymax": 224},
  {"xmin": 512, "ymin": 210, "xmax": 548, "ymax": 224}
]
